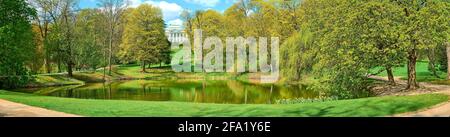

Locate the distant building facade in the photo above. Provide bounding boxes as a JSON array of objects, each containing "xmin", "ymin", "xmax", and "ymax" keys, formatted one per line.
[{"xmin": 165, "ymin": 23, "xmax": 188, "ymax": 43}]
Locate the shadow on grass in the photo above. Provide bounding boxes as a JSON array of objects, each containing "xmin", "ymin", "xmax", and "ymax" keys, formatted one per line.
[{"xmin": 0, "ymin": 90, "xmax": 447, "ymax": 117}]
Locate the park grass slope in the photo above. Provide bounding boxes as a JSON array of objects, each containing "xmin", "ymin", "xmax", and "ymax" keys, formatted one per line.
[{"xmin": 0, "ymin": 90, "xmax": 447, "ymax": 117}]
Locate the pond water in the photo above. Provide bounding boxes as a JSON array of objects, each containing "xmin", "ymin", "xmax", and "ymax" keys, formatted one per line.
[{"xmin": 16, "ymin": 80, "xmax": 332, "ymax": 104}]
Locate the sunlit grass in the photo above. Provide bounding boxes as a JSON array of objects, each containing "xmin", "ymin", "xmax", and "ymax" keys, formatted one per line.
[
  {"xmin": 373, "ymin": 61, "xmax": 448, "ymax": 83},
  {"xmin": 29, "ymin": 75, "xmax": 84, "ymax": 87},
  {"xmin": 0, "ymin": 90, "xmax": 447, "ymax": 117}
]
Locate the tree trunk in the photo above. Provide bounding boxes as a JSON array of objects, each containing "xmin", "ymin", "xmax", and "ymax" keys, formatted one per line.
[
  {"xmin": 67, "ymin": 62, "xmax": 73, "ymax": 77},
  {"xmin": 446, "ymin": 42, "xmax": 450, "ymax": 80},
  {"xmin": 142, "ymin": 61, "xmax": 146, "ymax": 72},
  {"xmin": 386, "ymin": 66, "xmax": 395, "ymax": 85},
  {"xmin": 57, "ymin": 59, "xmax": 62, "ymax": 73},
  {"xmin": 407, "ymin": 49, "xmax": 419, "ymax": 90},
  {"xmin": 427, "ymin": 49, "xmax": 440, "ymax": 78},
  {"xmin": 45, "ymin": 56, "xmax": 51, "ymax": 73},
  {"xmin": 64, "ymin": 7, "xmax": 73, "ymax": 77},
  {"xmin": 103, "ymin": 49, "xmax": 106, "ymax": 81},
  {"xmin": 108, "ymin": 23, "xmax": 113, "ymax": 76}
]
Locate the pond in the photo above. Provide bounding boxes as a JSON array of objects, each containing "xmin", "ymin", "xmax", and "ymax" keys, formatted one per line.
[{"xmin": 15, "ymin": 80, "xmax": 335, "ymax": 104}]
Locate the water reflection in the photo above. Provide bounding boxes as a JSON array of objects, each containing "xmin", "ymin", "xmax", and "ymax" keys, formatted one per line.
[{"xmin": 17, "ymin": 80, "xmax": 323, "ymax": 104}]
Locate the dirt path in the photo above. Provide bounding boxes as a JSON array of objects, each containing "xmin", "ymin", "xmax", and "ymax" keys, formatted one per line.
[
  {"xmin": 369, "ymin": 75, "xmax": 450, "ymax": 117},
  {"xmin": 0, "ymin": 99, "xmax": 80, "ymax": 117}
]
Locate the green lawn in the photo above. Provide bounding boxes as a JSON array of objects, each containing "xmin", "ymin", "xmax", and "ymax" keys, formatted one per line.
[
  {"xmin": 0, "ymin": 90, "xmax": 447, "ymax": 117},
  {"xmin": 28, "ymin": 74, "xmax": 84, "ymax": 87},
  {"xmin": 114, "ymin": 64, "xmax": 161, "ymax": 79},
  {"xmin": 374, "ymin": 61, "xmax": 448, "ymax": 82}
]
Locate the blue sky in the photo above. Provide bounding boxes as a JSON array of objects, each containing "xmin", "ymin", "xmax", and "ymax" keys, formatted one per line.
[{"xmin": 79, "ymin": 0, "xmax": 237, "ymax": 25}]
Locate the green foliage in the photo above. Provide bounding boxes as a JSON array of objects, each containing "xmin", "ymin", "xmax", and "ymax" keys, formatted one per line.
[
  {"xmin": 188, "ymin": 0, "xmax": 301, "ymax": 41},
  {"xmin": 279, "ymin": 0, "xmax": 450, "ymax": 97},
  {"xmin": 119, "ymin": 4, "xmax": 170, "ymax": 70},
  {"xmin": 0, "ymin": 0, "xmax": 36, "ymax": 88},
  {"xmin": 280, "ymin": 28, "xmax": 315, "ymax": 82},
  {"xmin": 275, "ymin": 96, "xmax": 339, "ymax": 104},
  {"xmin": 193, "ymin": 10, "xmax": 226, "ymax": 38},
  {"xmin": 315, "ymin": 0, "xmax": 408, "ymax": 96},
  {"xmin": 246, "ymin": 0, "xmax": 280, "ymax": 38},
  {"xmin": 393, "ymin": 0, "xmax": 450, "ymax": 51},
  {"xmin": 272, "ymin": 0, "xmax": 303, "ymax": 42},
  {"xmin": 434, "ymin": 43, "xmax": 448, "ymax": 71},
  {"xmin": 74, "ymin": 9, "xmax": 105, "ymax": 71}
]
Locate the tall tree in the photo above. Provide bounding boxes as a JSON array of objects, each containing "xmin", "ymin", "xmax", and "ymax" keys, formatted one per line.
[
  {"xmin": 280, "ymin": 28, "xmax": 315, "ymax": 82},
  {"xmin": 98, "ymin": 0, "xmax": 128, "ymax": 75},
  {"xmin": 0, "ymin": 0, "xmax": 36, "ymax": 88},
  {"xmin": 447, "ymin": 42, "xmax": 450, "ymax": 80},
  {"xmin": 30, "ymin": 0, "xmax": 62, "ymax": 73},
  {"xmin": 120, "ymin": 4, "xmax": 169, "ymax": 72},
  {"xmin": 181, "ymin": 10, "xmax": 195, "ymax": 44},
  {"xmin": 30, "ymin": 23, "xmax": 45, "ymax": 74},
  {"xmin": 58, "ymin": 0, "xmax": 77, "ymax": 77},
  {"xmin": 349, "ymin": 0, "xmax": 407, "ymax": 85},
  {"xmin": 74, "ymin": 9, "xmax": 105, "ymax": 71},
  {"xmin": 392, "ymin": 0, "xmax": 450, "ymax": 89}
]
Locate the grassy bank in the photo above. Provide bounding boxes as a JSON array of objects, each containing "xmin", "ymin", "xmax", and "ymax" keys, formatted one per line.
[
  {"xmin": 0, "ymin": 90, "xmax": 447, "ymax": 117},
  {"xmin": 114, "ymin": 65, "xmax": 240, "ymax": 80},
  {"xmin": 27, "ymin": 65, "xmax": 246, "ymax": 88},
  {"xmin": 26, "ymin": 72, "xmax": 110, "ymax": 88},
  {"xmin": 27, "ymin": 74, "xmax": 84, "ymax": 87}
]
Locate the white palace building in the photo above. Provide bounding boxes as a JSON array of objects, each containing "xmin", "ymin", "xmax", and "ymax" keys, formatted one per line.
[{"xmin": 165, "ymin": 23, "xmax": 188, "ymax": 43}]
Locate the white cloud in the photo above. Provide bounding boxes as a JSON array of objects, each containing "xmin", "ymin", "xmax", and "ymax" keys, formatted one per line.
[
  {"xmin": 129, "ymin": 0, "xmax": 183, "ymax": 21},
  {"xmin": 129, "ymin": 0, "xmax": 142, "ymax": 8},
  {"xmin": 184, "ymin": 0, "xmax": 220, "ymax": 7},
  {"xmin": 168, "ymin": 19, "xmax": 183, "ymax": 26}
]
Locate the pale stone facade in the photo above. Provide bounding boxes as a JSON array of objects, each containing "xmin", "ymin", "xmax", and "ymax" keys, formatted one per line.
[{"xmin": 165, "ymin": 23, "xmax": 187, "ymax": 43}]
